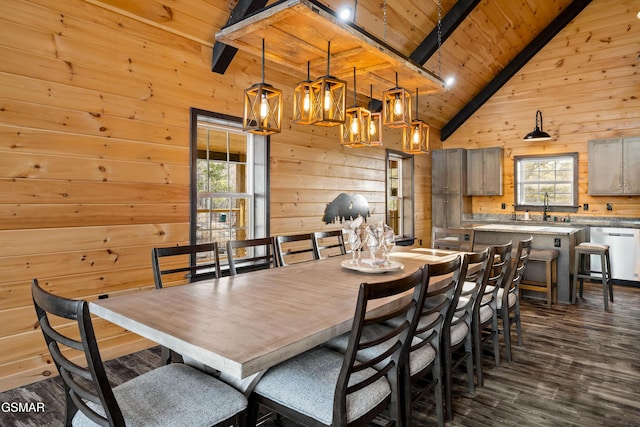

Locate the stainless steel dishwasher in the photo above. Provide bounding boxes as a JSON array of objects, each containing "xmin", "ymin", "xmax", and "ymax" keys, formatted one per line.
[{"xmin": 590, "ymin": 227, "xmax": 640, "ymax": 283}]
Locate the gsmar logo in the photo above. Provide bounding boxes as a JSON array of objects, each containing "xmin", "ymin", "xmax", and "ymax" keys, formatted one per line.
[{"xmin": 1, "ymin": 401, "xmax": 46, "ymax": 413}]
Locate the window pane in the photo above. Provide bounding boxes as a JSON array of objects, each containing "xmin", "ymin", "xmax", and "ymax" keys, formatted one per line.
[{"xmin": 515, "ymin": 154, "xmax": 577, "ymax": 207}]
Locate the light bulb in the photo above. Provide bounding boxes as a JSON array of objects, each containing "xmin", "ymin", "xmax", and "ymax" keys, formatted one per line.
[
  {"xmin": 393, "ymin": 95, "xmax": 403, "ymax": 115},
  {"xmin": 350, "ymin": 116, "xmax": 359, "ymax": 134},
  {"xmin": 369, "ymin": 120, "xmax": 376, "ymax": 136},
  {"xmin": 324, "ymin": 86, "xmax": 332, "ymax": 111},
  {"xmin": 260, "ymin": 94, "xmax": 269, "ymax": 119},
  {"xmin": 412, "ymin": 126, "xmax": 420, "ymax": 144},
  {"xmin": 303, "ymin": 90, "xmax": 310, "ymax": 112}
]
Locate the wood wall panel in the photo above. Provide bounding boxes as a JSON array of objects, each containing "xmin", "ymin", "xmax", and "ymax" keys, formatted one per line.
[{"xmin": 0, "ymin": 0, "xmax": 637, "ymax": 392}]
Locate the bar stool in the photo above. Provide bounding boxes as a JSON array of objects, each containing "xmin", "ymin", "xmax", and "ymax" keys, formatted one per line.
[
  {"xmin": 572, "ymin": 243, "xmax": 613, "ymax": 309},
  {"xmin": 519, "ymin": 248, "xmax": 559, "ymax": 308}
]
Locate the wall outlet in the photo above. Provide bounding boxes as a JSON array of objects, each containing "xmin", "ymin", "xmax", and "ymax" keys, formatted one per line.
[
  {"xmin": 607, "ymin": 203, "xmax": 613, "ymax": 211},
  {"xmin": 554, "ymin": 238, "xmax": 561, "ymax": 248},
  {"xmin": 501, "ymin": 203, "xmax": 506, "ymax": 209},
  {"xmin": 583, "ymin": 203, "xmax": 588, "ymax": 211}
]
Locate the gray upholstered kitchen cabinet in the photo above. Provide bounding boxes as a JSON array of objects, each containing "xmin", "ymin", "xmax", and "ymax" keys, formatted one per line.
[
  {"xmin": 431, "ymin": 149, "xmax": 470, "ymax": 228},
  {"xmin": 466, "ymin": 147, "xmax": 503, "ymax": 195},
  {"xmin": 588, "ymin": 137, "xmax": 640, "ymax": 195}
]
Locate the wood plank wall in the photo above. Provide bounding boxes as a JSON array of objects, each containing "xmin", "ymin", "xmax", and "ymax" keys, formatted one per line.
[
  {"xmin": 0, "ymin": 0, "xmax": 434, "ymax": 391},
  {"xmin": 0, "ymin": 0, "xmax": 637, "ymax": 392},
  {"xmin": 442, "ymin": 2, "xmax": 640, "ymax": 218}
]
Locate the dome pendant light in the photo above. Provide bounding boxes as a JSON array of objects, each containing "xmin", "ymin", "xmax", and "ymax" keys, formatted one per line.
[
  {"xmin": 524, "ymin": 110, "xmax": 552, "ymax": 141},
  {"xmin": 243, "ymin": 39, "xmax": 282, "ymax": 135}
]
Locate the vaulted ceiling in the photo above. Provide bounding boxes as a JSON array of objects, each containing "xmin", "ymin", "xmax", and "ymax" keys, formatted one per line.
[{"xmin": 99, "ymin": 0, "xmax": 591, "ymax": 138}]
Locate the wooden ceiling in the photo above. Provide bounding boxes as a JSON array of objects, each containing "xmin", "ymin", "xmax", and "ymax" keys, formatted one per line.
[{"xmin": 97, "ymin": 0, "xmax": 585, "ymax": 136}]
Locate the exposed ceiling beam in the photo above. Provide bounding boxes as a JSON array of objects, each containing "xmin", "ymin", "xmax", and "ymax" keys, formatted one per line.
[
  {"xmin": 441, "ymin": 0, "xmax": 593, "ymax": 141},
  {"xmin": 211, "ymin": 0, "xmax": 269, "ymax": 74},
  {"xmin": 409, "ymin": 0, "xmax": 481, "ymax": 66}
]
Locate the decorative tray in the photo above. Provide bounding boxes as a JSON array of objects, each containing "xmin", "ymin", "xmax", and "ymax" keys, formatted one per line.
[{"xmin": 341, "ymin": 259, "xmax": 404, "ymax": 274}]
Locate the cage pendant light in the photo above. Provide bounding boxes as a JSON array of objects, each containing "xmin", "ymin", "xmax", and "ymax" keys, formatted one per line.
[
  {"xmin": 402, "ymin": 88, "xmax": 429, "ymax": 154},
  {"xmin": 341, "ymin": 68, "xmax": 371, "ymax": 148},
  {"xmin": 243, "ymin": 39, "xmax": 282, "ymax": 135},
  {"xmin": 311, "ymin": 41, "xmax": 346, "ymax": 126},
  {"xmin": 383, "ymin": 72, "xmax": 412, "ymax": 128},
  {"xmin": 368, "ymin": 85, "xmax": 383, "ymax": 147},
  {"xmin": 292, "ymin": 62, "xmax": 317, "ymax": 125}
]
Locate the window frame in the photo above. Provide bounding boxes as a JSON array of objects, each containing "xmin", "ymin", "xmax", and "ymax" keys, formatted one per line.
[
  {"xmin": 385, "ymin": 149, "xmax": 415, "ymax": 245},
  {"xmin": 189, "ymin": 108, "xmax": 270, "ymax": 249},
  {"xmin": 513, "ymin": 152, "xmax": 579, "ymax": 213}
]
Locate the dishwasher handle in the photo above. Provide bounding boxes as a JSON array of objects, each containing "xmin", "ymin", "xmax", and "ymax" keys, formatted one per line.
[{"xmin": 607, "ymin": 233, "xmax": 635, "ymax": 238}]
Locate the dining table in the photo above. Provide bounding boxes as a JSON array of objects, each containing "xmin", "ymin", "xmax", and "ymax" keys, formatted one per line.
[{"xmin": 90, "ymin": 247, "xmax": 465, "ymax": 381}]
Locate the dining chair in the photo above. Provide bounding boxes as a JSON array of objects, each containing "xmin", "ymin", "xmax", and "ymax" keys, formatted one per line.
[
  {"xmin": 151, "ymin": 242, "xmax": 220, "ymax": 365},
  {"xmin": 31, "ymin": 279, "xmax": 247, "ymax": 427},
  {"xmin": 324, "ymin": 256, "xmax": 463, "ymax": 427},
  {"xmin": 227, "ymin": 237, "xmax": 278, "ymax": 275},
  {"xmin": 499, "ymin": 236, "xmax": 533, "ymax": 362},
  {"xmin": 313, "ymin": 230, "xmax": 347, "ymax": 259},
  {"xmin": 274, "ymin": 233, "xmax": 319, "ymax": 266},
  {"xmin": 246, "ymin": 266, "xmax": 430, "ymax": 427},
  {"xmin": 473, "ymin": 242, "xmax": 512, "ymax": 386}
]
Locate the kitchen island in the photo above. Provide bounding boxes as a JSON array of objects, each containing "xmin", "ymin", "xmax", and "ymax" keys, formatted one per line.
[{"xmin": 473, "ymin": 224, "xmax": 585, "ymax": 303}]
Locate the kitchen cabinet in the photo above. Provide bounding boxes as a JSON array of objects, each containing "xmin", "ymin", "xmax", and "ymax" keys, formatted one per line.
[
  {"xmin": 431, "ymin": 149, "xmax": 470, "ymax": 228},
  {"xmin": 466, "ymin": 147, "xmax": 503, "ymax": 195},
  {"xmin": 588, "ymin": 137, "xmax": 640, "ymax": 195}
]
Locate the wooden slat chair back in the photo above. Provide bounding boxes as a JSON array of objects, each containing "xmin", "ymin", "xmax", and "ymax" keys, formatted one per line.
[
  {"xmin": 151, "ymin": 242, "xmax": 220, "ymax": 289},
  {"xmin": 227, "ymin": 237, "xmax": 278, "ymax": 275},
  {"xmin": 275, "ymin": 233, "xmax": 319, "ymax": 266},
  {"xmin": 31, "ymin": 280, "xmax": 247, "ymax": 427},
  {"xmin": 499, "ymin": 236, "xmax": 532, "ymax": 362},
  {"xmin": 313, "ymin": 230, "xmax": 347, "ymax": 259},
  {"xmin": 473, "ymin": 242, "xmax": 511, "ymax": 386},
  {"xmin": 400, "ymin": 255, "xmax": 464, "ymax": 427},
  {"xmin": 247, "ymin": 266, "xmax": 430, "ymax": 427},
  {"xmin": 151, "ymin": 242, "xmax": 220, "ymax": 364}
]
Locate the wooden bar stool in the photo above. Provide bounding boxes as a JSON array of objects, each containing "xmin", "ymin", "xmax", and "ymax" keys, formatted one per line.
[
  {"xmin": 519, "ymin": 249, "xmax": 559, "ymax": 308},
  {"xmin": 572, "ymin": 243, "xmax": 613, "ymax": 309}
]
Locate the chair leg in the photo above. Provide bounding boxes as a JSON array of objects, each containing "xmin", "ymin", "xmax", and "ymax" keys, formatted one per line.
[
  {"xmin": 515, "ymin": 303, "xmax": 522, "ymax": 347},
  {"xmin": 502, "ymin": 307, "xmax": 512, "ymax": 363},
  {"xmin": 444, "ymin": 345, "xmax": 454, "ymax": 421},
  {"xmin": 465, "ymin": 333, "xmax": 474, "ymax": 394},
  {"xmin": 546, "ymin": 260, "xmax": 552, "ymax": 308},
  {"xmin": 246, "ymin": 395, "xmax": 260, "ymax": 427},
  {"xmin": 600, "ymin": 253, "xmax": 609, "ymax": 310},
  {"xmin": 160, "ymin": 346, "xmax": 172, "ymax": 365},
  {"xmin": 492, "ymin": 313, "xmax": 500, "ymax": 368},
  {"xmin": 571, "ymin": 254, "xmax": 579, "ymax": 304},
  {"xmin": 606, "ymin": 251, "xmax": 614, "ymax": 303},
  {"xmin": 433, "ymin": 354, "xmax": 445, "ymax": 427},
  {"xmin": 473, "ymin": 324, "xmax": 483, "ymax": 387}
]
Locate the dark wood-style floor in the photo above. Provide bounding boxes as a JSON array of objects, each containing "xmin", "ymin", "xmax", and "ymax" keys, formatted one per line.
[{"xmin": 3, "ymin": 281, "xmax": 640, "ymax": 427}]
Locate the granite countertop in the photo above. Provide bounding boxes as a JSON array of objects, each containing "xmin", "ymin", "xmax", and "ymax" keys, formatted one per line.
[
  {"xmin": 463, "ymin": 215, "xmax": 640, "ymax": 230},
  {"xmin": 473, "ymin": 224, "xmax": 582, "ymax": 235}
]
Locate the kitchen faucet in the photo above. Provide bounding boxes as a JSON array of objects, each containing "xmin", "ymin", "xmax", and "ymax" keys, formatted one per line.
[{"xmin": 543, "ymin": 192, "xmax": 550, "ymax": 221}]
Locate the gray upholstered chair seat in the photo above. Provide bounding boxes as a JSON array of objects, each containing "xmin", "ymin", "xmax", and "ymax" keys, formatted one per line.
[
  {"xmin": 496, "ymin": 287, "xmax": 517, "ymax": 309},
  {"xmin": 72, "ymin": 363, "xmax": 247, "ymax": 427},
  {"xmin": 450, "ymin": 321, "xmax": 469, "ymax": 346},
  {"xmin": 479, "ymin": 304, "xmax": 494, "ymax": 323},
  {"xmin": 253, "ymin": 346, "xmax": 391, "ymax": 425}
]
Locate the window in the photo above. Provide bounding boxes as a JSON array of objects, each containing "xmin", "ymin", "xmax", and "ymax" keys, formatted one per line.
[
  {"xmin": 514, "ymin": 153, "xmax": 578, "ymax": 211},
  {"xmin": 190, "ymin": 109, "xmax": 269, "ymax": 260},
  {"xmin": 386, "ymin": 150, "xmax": 414, "ymax": 245}
]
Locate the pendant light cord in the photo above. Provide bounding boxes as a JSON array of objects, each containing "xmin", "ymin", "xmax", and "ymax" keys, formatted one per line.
[{"xmin": 261, "ymin": 39, "xmax": 265, "ymax": 83}]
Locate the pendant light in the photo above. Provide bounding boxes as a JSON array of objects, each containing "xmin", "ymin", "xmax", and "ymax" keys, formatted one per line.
[
  {"xmin": 368, "ymin": 85, "xmax": 383, "ymax": 147},
  {"xmin": 523, "ymin": 110, "xmax": 552, "ymax": 141},
  {"xmin": 243, "ymin": 39, "xmax": 282, "ymax": 135},
  {"xmin": 311, "ymin": 41, "xmax": 346, "ymax": 126},
  {"xmin": 292, "ymin": 62, "xmax": 317, "ymax": 125},
  {"xmin": 340, "ymin": 68, "xmax": 371, "ymax": 148},
  {"xmin": 383, "ymin": 72, "xmax": 412, "ymax": 128},
  {"xmin": 402, "ymin": 88, "xmax": 429, "ymax": 154}
]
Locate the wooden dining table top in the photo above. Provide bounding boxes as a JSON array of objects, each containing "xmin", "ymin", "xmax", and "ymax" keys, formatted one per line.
[{"xmin": 90, "ymin": 247, "xmax": 463, "ymax": 379}]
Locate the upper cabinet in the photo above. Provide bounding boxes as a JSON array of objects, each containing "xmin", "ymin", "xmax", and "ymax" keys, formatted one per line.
[
  {"xmin": 432, "ymin": 148, "xmax": 467, "ymax": 194},
  {"xmin": 588, "ymin": 137, "xmax": 640, "ymax": 195},
  {"xmin": 466, "ymin": 147, "xmax": 503, "ymax": 196}
]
